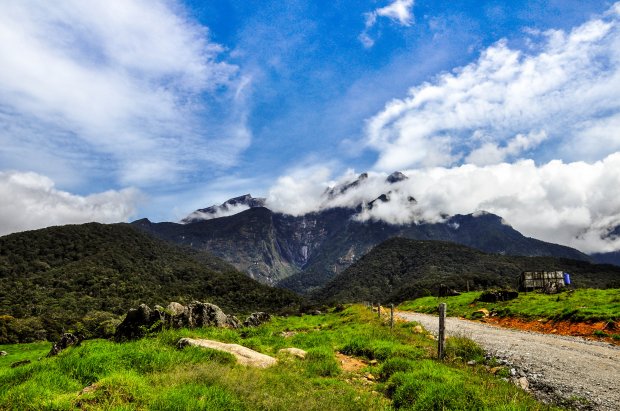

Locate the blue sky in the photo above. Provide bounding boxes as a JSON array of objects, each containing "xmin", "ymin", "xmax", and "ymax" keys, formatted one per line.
[{"xmin": 1, "ymin": 0, "xmax": 620, "ymax": 253}]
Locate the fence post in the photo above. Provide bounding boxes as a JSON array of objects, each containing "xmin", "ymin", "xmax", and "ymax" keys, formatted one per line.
[
  {"xmin": 377, "ymin": 303, "xmax": 381, "ymax": 319},
  {"xmin": 390, "ymin": 304, "xmax": 394, "ymax": 329},
  {"xmin": 438, "ymin": 303, "xmax": 446, "ymax": 360}
]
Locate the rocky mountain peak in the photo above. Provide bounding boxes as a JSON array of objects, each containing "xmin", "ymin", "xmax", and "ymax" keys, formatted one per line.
[
  {"xmin": 386, "ymin": 171, "xmax": 408, "ymax": 184},
  {"xmin": 325, "ymin": 173, "xmax": 369, "ymax": 200},
  {"xmin": 181, "ymin": 194, "xmax": 266, "ymax": 224}
]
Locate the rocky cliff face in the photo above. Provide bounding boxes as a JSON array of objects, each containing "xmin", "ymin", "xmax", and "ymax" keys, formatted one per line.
[{"xmin": 133, "ymin": 202, "xmax": 589, "ymax": 293}]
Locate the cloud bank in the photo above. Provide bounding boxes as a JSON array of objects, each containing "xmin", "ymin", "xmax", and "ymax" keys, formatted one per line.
[
  {"xmin": 366, "ymin": 3, "xmax": 620, "ymax": 170},
  {"xmin": 0, "ymin": 0, "xmax": 249, "ymax": 187},
  {"xmin": 0, "ymin": 171, "xmax": 140, "ymax": 236},
  {"xmin": 265, "ymin": 155, "xmax": 620, "ymax": 254}
]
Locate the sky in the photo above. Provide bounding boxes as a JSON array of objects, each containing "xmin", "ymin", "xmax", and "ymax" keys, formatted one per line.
[{"xmin": 1, "ymin": 0, "xmax": 620, "ymax": 254}]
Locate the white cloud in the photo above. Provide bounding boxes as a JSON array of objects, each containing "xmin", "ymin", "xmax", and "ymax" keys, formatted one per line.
[
  {"xmin": 375, "ymin": 0, "xmax": 415, "ymax": 26},
  {"xmin": 266, "ymin": 165, "xmax": 335, "ymax": 216},
  {"xmin": 265, "ymin": 153, "xmax": 620, "ymax": 253},
  {"xmin": 183, "ymin": 203, "xmax": 251, "ymax": 223},
  {"xmin": 0, "ymin": 171, "xmax": 141, "ymax": 236},
  {"xmin": 466, "ymin": 130, "xmax": 548, "ymax": 166},
  {"xmin": 360, "ymin": 0, "xmax": 415, "ymax": 48},
  {"xmin": 0, "ymin": 0, "xmax": 250, "ymax": 187},
  {"xmin": 365, "ymin": 4, "xmax": 620, "ymax": 170}
]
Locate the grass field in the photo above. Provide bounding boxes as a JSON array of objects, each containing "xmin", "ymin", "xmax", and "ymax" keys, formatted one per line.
[
  {"xmin": 399, "ymin": 288, "xmax": 620, "ymax": 323},
  {"xmin": 0, "ymin": 306, "xmax": 555, "ymax": 410}
]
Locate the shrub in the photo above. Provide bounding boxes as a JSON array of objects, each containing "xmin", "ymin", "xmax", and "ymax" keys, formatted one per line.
[
  {"xmin": 445, "ymin": 336, "xmax": 485, "ymax": 362},
  {"xmin": 305, "ymin": 347, "xmax": 340, "ymax": 377},
  {"xmin": 379, "ymin": 358, "xmax": 416, "ymax": 381},
  {"xmin": 386, "ymin": 362, "xmax": 485, "ymax": 410}
]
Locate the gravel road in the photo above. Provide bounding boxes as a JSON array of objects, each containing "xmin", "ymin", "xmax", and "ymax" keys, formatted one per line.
[{"xmin": 398, "ymin": 312, "xmax": 620, "ymax": 410}]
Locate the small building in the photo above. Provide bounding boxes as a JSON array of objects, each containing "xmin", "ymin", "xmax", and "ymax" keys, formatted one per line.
[{"xmin": 519, "ymin": 271, "xmax": 570, "ymax": 293}]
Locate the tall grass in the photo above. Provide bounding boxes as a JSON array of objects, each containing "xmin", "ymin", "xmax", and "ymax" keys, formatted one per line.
[
  {"xmin": 0, "ymin": 306, "xmax": 554, "ymax": 410},
  {"xmin": 399, "ymin": 288, "xmax": 620, "ymax": 322}
]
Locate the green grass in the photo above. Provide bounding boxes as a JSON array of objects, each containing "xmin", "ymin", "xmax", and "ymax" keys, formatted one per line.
[
  {"xmin": 0, "ymin": 306, "xmax": 555, "ymax": 410},
  {"xmin": 399, "ymin": 288, "xmax": 620, "ymax": 322}
]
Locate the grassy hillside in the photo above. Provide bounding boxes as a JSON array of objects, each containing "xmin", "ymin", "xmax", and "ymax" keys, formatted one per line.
[
  {"xmin": 314, "ymin": 238, "xmax": 620, "ymax": 305},
  {"xmin": 0, "ymin": 306, "xmax": 554, "ymax": 410},
  {"xmin": 400, "ymin": 289, "xmax": 620, "ymax": 323},
  {"xmin": 0, "ymin": 223, "xmax": 300, "ymax": 343}
]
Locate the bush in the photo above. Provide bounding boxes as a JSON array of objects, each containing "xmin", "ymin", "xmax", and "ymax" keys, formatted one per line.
[
  {"xmin": 445, "ymin": 336, "xmax": 485, "ymax": 362},
  {"xmin": 305, "ymin": 347, "xmax": 340, "ymax": 377},
  {"xmin": 379, "ymin": 358, "xmax": 416, "ymax": 381},
  {"xmin": 386, "ymin": 362, "xmax": 485, "ymax": 410}
]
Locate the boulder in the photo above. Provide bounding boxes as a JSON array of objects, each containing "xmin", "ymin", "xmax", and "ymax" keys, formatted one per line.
[
  {"xmin": 243, "ymin": 312, "xmax": 271, "ymax": 327},
  {"xmin": 114, "ymin": 304, "xmax": 165, "ymax": 342},
  {"xmin": 186, "ymin": 301, "xmax": 230, "ymax": 328},
  {"xmin": 0, "ymin": 351, "xmax": 7, "ymax": 356},
  {"xmin": 114, "ymin": 301, "xmax": 241, "ymax": 342},
  {"xmin": 48, "ymin": 333, "xmax": 81, "ymax": 357},
  {"xmin": 178, "ymin": 338, "xmax": 277, "ymax": 368}
]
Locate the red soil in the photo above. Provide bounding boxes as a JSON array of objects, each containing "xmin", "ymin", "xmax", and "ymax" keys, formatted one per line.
[{"xmin": 480, "ymin": 316, "xmax": 619, "ymax": 345}]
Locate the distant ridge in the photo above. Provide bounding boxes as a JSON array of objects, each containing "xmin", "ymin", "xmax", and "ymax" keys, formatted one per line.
[
  {"xmin": 0, "ymin": 222, "xmax": 300, "ymax": 341},
  {"xmin": 313, "ymin": 238, "xmax": 620, "ymax": 304}
]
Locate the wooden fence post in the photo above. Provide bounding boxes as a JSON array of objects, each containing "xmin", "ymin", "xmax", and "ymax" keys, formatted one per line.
[
  {"xmin": 438, "ymin": 303, "xmax": 446, "ymax": 360},
  {"xmin": 377, "ymin": 303, "xmax": 381, "ymax": 319},
  {"xmin": 390, "ymin": 304, "xmax": 394, "ymax": 329}
]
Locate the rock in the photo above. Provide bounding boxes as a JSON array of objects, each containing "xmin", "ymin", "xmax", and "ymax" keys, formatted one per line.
[
  {"xmin": 413, "ymin": 325, "xmax": 424, "ymax": 334},
  {"xmin": 114, "ymin": 301, "xmax": 240, "ymax": 342},
  {"xmin": 472, "ymin": 308, "xmax": 490, "ymax": 319},
  {"xmin": 516, "ymin": 376, "xmax": 529, "ymax": 391},
  {"xmin": 280, "ymin": 331, "xmax": 297, "ymax": 338},
  {"xmin": 185, "ymin": 301, "xmax": 227, "ymax": 328},
  {"xmin": 467, "ymin": 360, "xmax": 477, "ymax": 366},
  {"xmin": 114, "ymin": 304, "xmax": 165, "ymax": 342},
  {"xmin": 490, "ymin": 366, "xmax": 502, "ymax": 374},
  {"xmin": 369, "ymin": 359, "xmax": 378, "ymax": 365},
  {"xmin": 510, "ymin": 368, "xmax": 517, "ymax": 377},
  {"xmin": 243, "ymin": 312, "xmax": 271, "ymax": 327},
  {"xmin": 365, "ymin": 373, "xmax": 376, "ymax": 381},
  {"xmin": 0, "ymin": 351, "xmax": 7, "ymax": 356},
  {"xmin": 48, "ymin": 333, "xmax": 81, "ymax": 357},
  {"xmin": 178, "ymin": 338, "xmax": 277, "ymax": 368},
  {"xmin": 278, "ymin": 347, "xmax": 307, "ymax": 359},
  {"xmin": 226, "ymin": 315, "xmax": 241, "ymax": 329},
  {"xmin": 167, "ymin": 302, "xmax": 186, "ymax": 316},
  {"xmin": 10, "ymin": 359, "xmax": 31, "ymax": 368}
]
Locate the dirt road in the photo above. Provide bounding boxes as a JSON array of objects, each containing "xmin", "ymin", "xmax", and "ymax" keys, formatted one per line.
[{"xmin": 398, "ymin": 312, "xmax": 620, "ymax": 410}]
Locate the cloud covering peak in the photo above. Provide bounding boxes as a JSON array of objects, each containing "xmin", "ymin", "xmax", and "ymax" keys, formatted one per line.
[{"xmin": 265, "ymin": 153, "xmax": 620, "ymax": 254}]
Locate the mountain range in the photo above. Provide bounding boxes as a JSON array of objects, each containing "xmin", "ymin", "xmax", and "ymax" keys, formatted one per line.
[{"xmin": 131, "ymin": 172, "xmax": 611, "ymax": 295}]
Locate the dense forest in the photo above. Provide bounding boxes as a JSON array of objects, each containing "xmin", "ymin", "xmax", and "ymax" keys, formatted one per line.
[
  {"xmin": 315, "ymin": 238, "xmax": 620, "ymax": 305},
  {"xmin": 0, "ymin": 223, "xmax": 300, "ymax": 343}
]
